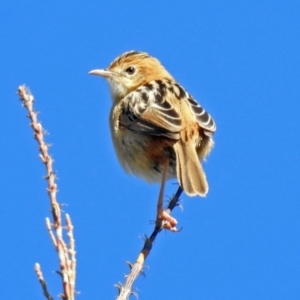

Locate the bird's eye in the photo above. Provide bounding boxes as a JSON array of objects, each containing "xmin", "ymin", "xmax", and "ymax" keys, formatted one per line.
[{"xmin": 125, "ymin": 66, "xmax": 136, "ymax": 75}]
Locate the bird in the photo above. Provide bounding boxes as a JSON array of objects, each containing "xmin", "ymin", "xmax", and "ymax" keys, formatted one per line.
[{"xmin": 89, "ymin": 51, "xmax": 216, "ymax": 226}]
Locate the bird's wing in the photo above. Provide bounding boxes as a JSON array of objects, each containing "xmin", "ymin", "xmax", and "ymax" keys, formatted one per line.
[
  {"xmin": 119, "ymin": 80, "xmax": 183, "ymax": 140},
  {"xmin": 119, "ymin": 80, "xmax": 216, "ymax": 139},
  {"xmin": 184, "ymin": 93, "xmax": 216, "ymax": 136}
]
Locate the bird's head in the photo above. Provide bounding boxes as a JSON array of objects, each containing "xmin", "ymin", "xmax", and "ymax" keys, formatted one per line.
[{"xmin": 89, "ymin": 51, "xmax": 173, "ymax": 101}]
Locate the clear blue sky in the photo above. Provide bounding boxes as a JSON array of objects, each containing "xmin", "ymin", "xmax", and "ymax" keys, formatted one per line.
[{"xmin": 1, "ymin": 1, "xmax": 299, "ymax": 299}]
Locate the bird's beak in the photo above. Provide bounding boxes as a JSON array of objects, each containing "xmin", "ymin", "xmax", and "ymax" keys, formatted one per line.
[{"xmin": 89, "ymin": 69, "xmax": 116, "ymax": 78}]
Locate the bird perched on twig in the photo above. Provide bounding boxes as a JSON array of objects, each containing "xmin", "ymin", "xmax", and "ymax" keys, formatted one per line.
[{"xmin": 89, "ymin": 51, "xmax": 216, "ymax": 227}]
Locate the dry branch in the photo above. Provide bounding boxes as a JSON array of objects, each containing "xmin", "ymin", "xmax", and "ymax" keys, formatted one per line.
[
  {"xmin": 35, "ymin": 263, "xmax": 54, "ymax": 300},
  {"xmin": 116, "ymin": 187, "xmax": 183, "ymax": 300},
  {"xmin": 18, "ymin": 85, "xmax": 76, "ymax": 300}
]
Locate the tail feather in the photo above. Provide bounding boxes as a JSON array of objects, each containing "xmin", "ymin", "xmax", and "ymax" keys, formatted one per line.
[{"xmin": 174, "ymin": 140, "xmax": 208, "ymax": 196}]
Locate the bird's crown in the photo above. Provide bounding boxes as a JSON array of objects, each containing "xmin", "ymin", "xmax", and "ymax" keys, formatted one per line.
[{"xmin": 109, "ymin": 51, "xmax": 151, "ymax": 69}]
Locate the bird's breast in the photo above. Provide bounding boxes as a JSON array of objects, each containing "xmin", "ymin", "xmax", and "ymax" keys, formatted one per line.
[{"xmin": 109, "ymin": 105, "xmax": 177, "ymax": 182}]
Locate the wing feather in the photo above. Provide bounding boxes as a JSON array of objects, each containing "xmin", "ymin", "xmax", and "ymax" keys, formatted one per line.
[
  {"xmin": 119, "ymin": 80, "xmax": 182, "ymax": 139},
  {"xmin": 118, "ymin": 80, "xmax": 216, "ymax": 139},
  {"xmin": 185, "ymin": 94, "xmax": 216, "ymax": 135}
]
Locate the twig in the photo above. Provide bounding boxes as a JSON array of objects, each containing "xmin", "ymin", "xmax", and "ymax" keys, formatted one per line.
[
  {"xmin": 18, "ymin": 85, "xmax": 76, "ymax": 300},
  {"xmin": 116, "ymin": 187, "xmax": 183, "ymax": 300},
  {"xmin": 66, "ymin": 214, "xmax": 76, "ymax": 295},
  {"xmin": 35, "ymin": 263, "xmax": 54, "ymax": 300}
]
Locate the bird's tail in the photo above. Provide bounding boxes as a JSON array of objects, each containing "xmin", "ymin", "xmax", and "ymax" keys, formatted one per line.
[{"xmin": 173, "ymin": 140, "xmax": 208, "ymax": 197}]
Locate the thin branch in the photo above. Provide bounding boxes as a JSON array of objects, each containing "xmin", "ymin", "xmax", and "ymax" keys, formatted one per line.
[
  {"xmin": 116, "ymin": 187, "xmax": 183, "ymax": 300},
  {"xmin": 18, "ymin": 85, "xmax": 76, "ymax": 300},
  {"xmin": 34, "ymin": 263, "xmax": 54, "ymax": 300},
  {"xmin": 66, "ymin": 214, "xmax": 76, "ymax": 295}
]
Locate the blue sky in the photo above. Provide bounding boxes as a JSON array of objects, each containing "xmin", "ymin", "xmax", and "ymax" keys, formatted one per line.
[{"xmin": 1, "ymin": 1, "xmax": 299, "ymax": 299}]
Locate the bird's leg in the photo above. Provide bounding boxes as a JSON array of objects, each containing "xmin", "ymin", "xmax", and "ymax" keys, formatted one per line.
[{"xmin": 156, "ymin": 159, "xmax": 178, "ymax": 231}]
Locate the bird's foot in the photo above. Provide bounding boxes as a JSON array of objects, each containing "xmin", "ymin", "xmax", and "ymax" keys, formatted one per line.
[{"xmin": 156, "ymin": 210, "xmax": 180, "ymax": 232}]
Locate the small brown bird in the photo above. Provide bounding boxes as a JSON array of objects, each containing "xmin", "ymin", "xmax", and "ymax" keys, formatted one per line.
[{"xmin": 89, "ymin": 51, "xmax": 216, "ymax": 200}]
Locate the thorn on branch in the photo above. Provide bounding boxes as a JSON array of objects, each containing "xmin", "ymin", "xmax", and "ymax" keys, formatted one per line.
[
  {"xmin": 126, "ymin": 261, "xmax": 133, "ymax": 270},
  {"xmin": 56, "ymin": 270, "xmax": 63, "ymax": 278},
  {"xmin": 114, "ymin": 283, "xmax": 122, "ymax": 294},
  {"xmin": 130, "ymin": 291, "xmax": 138, "ymax": 298}
]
